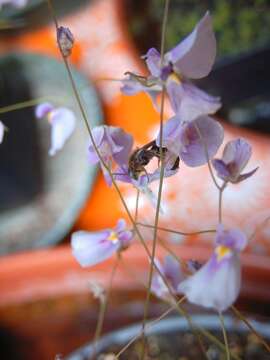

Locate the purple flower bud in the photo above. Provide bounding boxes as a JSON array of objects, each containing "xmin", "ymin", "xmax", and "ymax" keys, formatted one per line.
[
  {"xmin": 71, "ymin": 219, "xmax": 133, "ymax": 267},
  {"xmin": 178, "ymin": 225, "xmax": 247, "ymax": 312},
  {"xmin": 212, "ymin": 138, "xmax": 258, "ymax": 184},
  {"xmin": 57, "ymin": 26, "xmax": 75, "ymax": 57}
]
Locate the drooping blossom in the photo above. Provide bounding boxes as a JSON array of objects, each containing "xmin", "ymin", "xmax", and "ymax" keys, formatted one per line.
[
  {"xmin": 71, "ymin": 219, "xmax": 133, "ymax": 267},
  {"xmin": 151, "ymin": 255, "xmax": 183, "ymax": 302},
  {"xmin": 57, "ymin": 26, "xmax": 74, "ymax": 57},
  {"xmin": 35, "ymin": 102, "xmax": 76, "ymax": 156},
  {"xmin": 178, "ymin": 225, "xmax": 247, "ymax": 312},
  {"xmin": 121, "ymin": 12, "xmax": 221, "ymax": 121},
  {"xmin": 0, "ymin": 121, "xmax": 5, "ymax": 143},
  {"xmin": 156, "ymin": 114, "xmax": 224, "ymax": 167},
  {"xmin": 212, "ymin": 138, "xmax": 258, "ymax": 184},
  {"xmin": 88, "ymin": 125, "xmax": 133, "ymax": 185},
  {"xmin": 0, "ymin": 0, "xmax": 28, "ymax": 8}
]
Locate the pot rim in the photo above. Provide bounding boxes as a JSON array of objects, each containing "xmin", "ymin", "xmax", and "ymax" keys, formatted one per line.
[{"xmin": 67, "ymin": 314, "xmax": 270, "ymax": 359}]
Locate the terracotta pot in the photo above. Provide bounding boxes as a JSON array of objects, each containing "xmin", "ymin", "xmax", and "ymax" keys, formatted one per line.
[
  {"xmin": 0, "ymin": 242, "xmax": 270, "ymax": 358},
  {"xmin": 67, "ymin": 315, "xmax": 270, "ymax": 359}
]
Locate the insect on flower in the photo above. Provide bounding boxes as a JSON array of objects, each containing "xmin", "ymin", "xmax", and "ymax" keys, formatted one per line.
[{"xmin": 128, "ymin": 140, "xmax": 179, "ymax": 180}]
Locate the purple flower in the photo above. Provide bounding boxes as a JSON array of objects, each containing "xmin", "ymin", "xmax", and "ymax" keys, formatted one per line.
[
  {"xmin": 212, "ymin": 138, "xmax": 258, "ymax": 184},
  {"xmin": 0, "ymin": 121, "xmax": 5, "ymax": 144},
  {"xmin": 151, "ymin": 255, "xmax": 183, "ymax": 301},
  {"xmin": 35, "ymin": 102, "xmax": 76, "ymax": 156},
  {"xmin": 88, "ymin": 125, "xmax": 133, "ymax": 185},
  {"xmin": 0, "ymin": 0, "xmax": 28, "ymax": 8},
  {"xmin": 57, "ymin": 26, "xmax": 75, "ymax": 58},
  {"xmin": 71, "ymin": 219, "xmax": 133, "ymax": 267},
  {"xmin": 121, "ymin": 12, "xmax": 221, "ymax": 120},
  {"xmin": 156, "ymin": 115, "xmax": 224, "ymax": 167},
  {"xmin": 178, "ymin": 225, "xmax": 247, "ymax": 312}
]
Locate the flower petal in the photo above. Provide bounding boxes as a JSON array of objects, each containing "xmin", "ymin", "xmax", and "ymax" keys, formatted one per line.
[
  {"xmin": 109, "ymin": 126, "xmax": 133, "ymax": 166},
  {"xmin": 178, "ymin": 254, "xmax": 241, "ymax": 312},
  {"xmin": 216, "ymin": 225, "xmax": 248, "ymax": 252},
  {"xmin": 49, "ymin": 107, "xmax": 76, "ymax": 156},
  {"xmin": 71, "ymin": 230, "xmax": 119, "ymax": 267},
  {"xmin": 222, "ymin": 138, "xmax": 252, "ymax": 173},
  {"xmin": 166, "ymin": 12, "xmax": 216, "ymax": 79},
  {"xmin": 180, "ymin": 116, "xmax": 224, "ymax": 167},
  {"xmin": 167, "ymin": 81, "xmax": 221, "ymax": 122},
  {"xmin": 0, "ymin": 121, "xmax": 5, "ymax": 143},
  {"xmin": 156, "ymin": 115, "xmax": 183, "ymax": 156},
  {"xmin": 143, "ymin": 47, "xmax": 161, "ymax": 77},
  {"xmin": 35, "ymin": 102, "xmax": 54, "ymax": 119},
  {"xmin": 212, "ymin": 159, "xmax": 231, "ymax": 180}
]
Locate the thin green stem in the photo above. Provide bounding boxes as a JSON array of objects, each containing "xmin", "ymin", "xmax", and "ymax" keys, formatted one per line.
[
  {"xmin": 231, "ymin": 305, "xmax": 270, "ymax": 353},
  {"xmin": 135, "ymin": 189, "xmax": 140, "ymax": 222},
  {"xmin": 92, "ymin": 257, "xmax": 119, "ymax": 359},
  {"xmin": 136, "ymin": 222, "xmax": 216, "ymax": 236},
  {"xmin": 194, "ymin": 123, "xmax": 220, "ymax": 190},
  {"xmin": 115, "ymin": 297, "xmax": 186, "ymax": 359},
  {"xmin": 219, "ymin": 312, "xmax": 230, "ymax": 360},
  {"xmin": 218, "ymin": 182, "xmax": 227, "ymax": 223},
  {"xmin": 141, "ymin": 0, "xmax": 170, "ymax": 355},
  {"xmin": 0, "ymin": 96, "xmax": 65, "ymax": 115}
]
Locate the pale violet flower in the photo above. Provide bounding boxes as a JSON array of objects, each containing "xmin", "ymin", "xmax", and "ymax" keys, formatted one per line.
[
  {"xmin": 156, "ymin": 115, "xmax": 224, "ymax": 167},
  {"xmin": 0, "ymin": 121, "xmax": 5, "ymax": 143},
  {"xmin": 151, "ymin": 255, "xmax": 183, "ymax": 302},
  {"xmin": 178, "ymin": 225, "xmax": 247, "ymax": 312},
  {"xmin": 88, "ymin": 125, "xmax": 133, "ymax": 185},
  {"xmin": 212, "ymin": 138, "xmax": 258, "ymax": 184},
  {"xmin": 0, "ymin": 0, "xmax": 28, "ymax": 8},
  {"xmin": 121, "ymin": 12, "xmax": 221, "ymax": 121},
  {"xmin": 71, "ymin": 219, "xmax": 133, "ymax": 267},
  {"xmin": 35, "ymin": 102, "xmax": 76, "ymax": 156}
]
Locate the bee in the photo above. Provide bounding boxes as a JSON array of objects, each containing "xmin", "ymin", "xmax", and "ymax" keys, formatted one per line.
[{"xmin": 128, "ymin": 140, "xmax": 179, "ymax": 180}]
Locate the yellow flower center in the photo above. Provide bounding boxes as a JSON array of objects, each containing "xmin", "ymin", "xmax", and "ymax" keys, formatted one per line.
[
  {"xmin": 108, "ymin": 231, "xmax": 118, "ymax": 243},
  {"xmin": 168, "ymin": 71, "xmax": 182, "ymax": 84},
  {"xmin": 47, "ymin": 111, "xmax": 53, "ymax": 124},
  {"xmin": 215, "ymin": 245, "xmax": 231, "ymax": 262}
]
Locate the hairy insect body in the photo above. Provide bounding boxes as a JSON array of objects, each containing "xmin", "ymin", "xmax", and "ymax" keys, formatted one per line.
[{"xmin": 128, "ymin": 140, "xmax": 179, "ymax": 180}]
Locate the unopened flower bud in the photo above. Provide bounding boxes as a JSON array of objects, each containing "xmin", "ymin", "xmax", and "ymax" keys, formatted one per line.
[{"xmin": 57, "ymin": 26, "xmax": 74, "ymax": 57}]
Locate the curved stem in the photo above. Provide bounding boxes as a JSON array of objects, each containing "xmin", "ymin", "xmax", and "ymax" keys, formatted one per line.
[
  {"xmin": 219, "ymin": 312, "xmax": 230, "ymax": 360},
  {"xmin": 194, "ymin": 123, "xmax": 220, "ymax": 190},
  {"xmin": 136, "ymin": 222, "xmax": 216, "ymax": 236},
  {"xmin": 115, "ymin": 297, "xmax": 186, "ymax": 359},
  {"xmin": 0, "ymin": 96, "xmax": 66, "ymax": 114},
  {"xmin": 141, "ymin": 1, "xmax": 170, "ymax": 357},
  {"xmin": 218, "ymin": 182, "xmax": 227, "ymax": 223},
  {"xmin": 92, "ymin": 257, "xmax": 119, "ymax": 359},
  {"xmin": 231, "ymin": 305, "xmax": 270, "ymax": 353}
]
